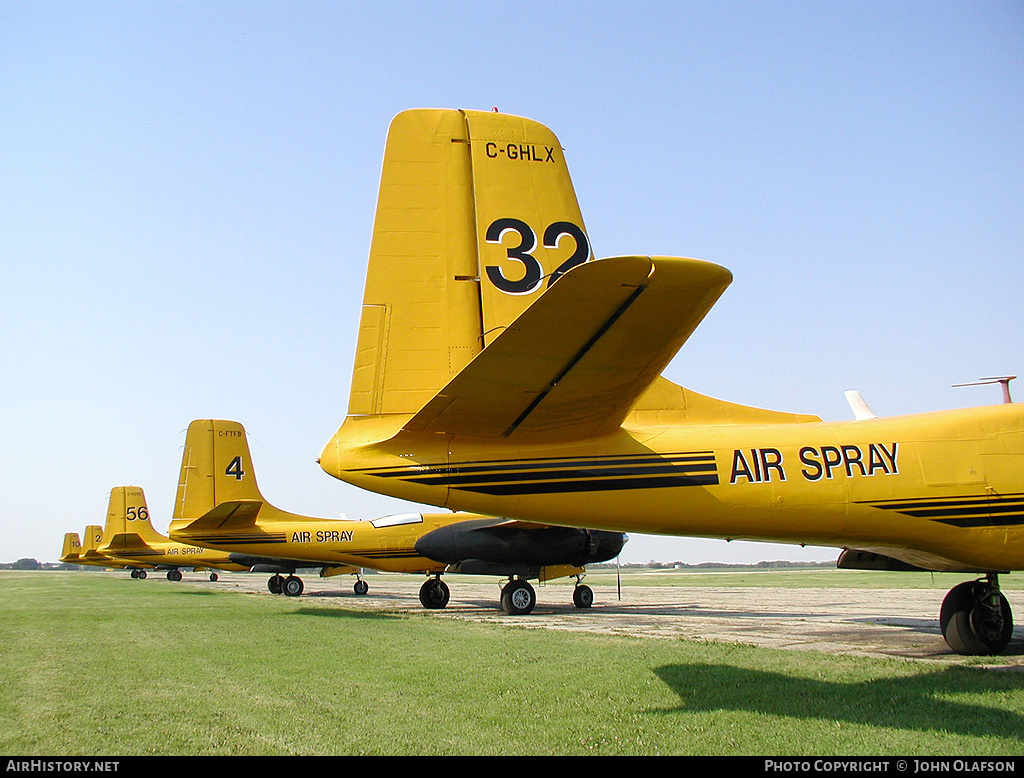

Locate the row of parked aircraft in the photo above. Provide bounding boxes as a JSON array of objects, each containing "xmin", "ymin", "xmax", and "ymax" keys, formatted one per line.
[
  {"xmin": 60, "ymin": 419, "xmax": 625, "ymax": 614},
  {"xmin": 64, "ymin": 108, "xmax": 1022, "ymax": 655}
]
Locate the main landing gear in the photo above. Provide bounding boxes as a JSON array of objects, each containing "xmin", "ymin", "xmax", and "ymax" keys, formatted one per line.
[
  {"xmin": 129, "ymin": 568, "xmax": 218, "ymax": 582},
  {"xmin": 501, "ymin": 578, "xmax": 536, "ymax": 615},
  {"xmin": 416, "ymin": 575, "xmax": 596, "ymax": 614},
  {"xmin": 940, "ymin": 573, "xmax": 1014, "ymax": 656},
  {"xmin": 267, "ymin": 573, "xmax": 304, "ymax": 597},
  {"xmin": 267, "ymin": 574, "xmax": 370, "ymax": 597},
  {"xmin": 419, "ymin": 576, "xmax": 450, "ymax": 609},
  {"xmin": 499, "ymin": 577, "xmax": 596, "ymax": 614}
]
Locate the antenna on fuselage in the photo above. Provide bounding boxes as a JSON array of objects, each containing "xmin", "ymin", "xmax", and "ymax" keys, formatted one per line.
[
  {"xmin": 616, "ymin": 554, "xmax": 622, "ymax": 601},
  {"xmin": 953, "ymin": 376, "xmax": 1016, "ymax": 404},
  {"xmin": 844, "ymin": 390, "xmax": 877, "ymax": 420}
]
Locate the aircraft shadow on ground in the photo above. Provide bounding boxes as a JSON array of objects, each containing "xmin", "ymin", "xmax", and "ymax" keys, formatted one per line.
[
  {"xmin": 847, "ymin": 618, "xmax": 1024, "ymax": 654},
  {"xmin": 605, "ymin": 603, "xmax": 1024, "ymax": 653},
  {"xmin": 289, "ymin": 606, "xmax": 406, "ymax": 621},
  {"xmin": 654, "ymin": 663, "xmax": 1024, "ymax": 740},
  {"xmin": 608, "ymin": 602, "xmax": 871, "ymax": 620},
  {"xmin": 293, "ymin": 596, "xmax": 514, "ymax": 615}
]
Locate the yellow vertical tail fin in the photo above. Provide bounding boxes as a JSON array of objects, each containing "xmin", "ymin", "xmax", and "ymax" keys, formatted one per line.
[
  {"xmin": 462, "ymin": 109, "xmax": 592, "ymax": 341},
  {"xmin": 173, "ymin": 419, "xmax": 266, "ymax": 520},
  {"xmin": 347, "ymin": 108, "xmax": 593, "ymax": 419},
  {"xmin": 78, "ymin": 525, "xmax": 108, "ymax": 566},
  {"xmin": 104, "ymin": 486, "xmax": 162, "ymax": 544},
  {"xmin": 82, "ymin": 524, "xmax": 104, "ymax": 554},
  {"xmin": 60, "ymin": 532, "xmax": 81, "ymax": 563}
]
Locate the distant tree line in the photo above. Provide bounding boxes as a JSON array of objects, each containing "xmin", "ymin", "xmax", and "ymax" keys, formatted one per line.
[
  {"xmin": 591, "ymin": 559, "xmax": 835, "ymax": 571},
  {"xmin": 0, "ymin": 558, "xmax": 82, "ymax": 570}
]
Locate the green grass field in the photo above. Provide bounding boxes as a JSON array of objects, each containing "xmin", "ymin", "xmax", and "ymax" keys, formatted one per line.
[{"xmin": 1, "ymin": 571, "xmax": 1022, "ymax": 756}]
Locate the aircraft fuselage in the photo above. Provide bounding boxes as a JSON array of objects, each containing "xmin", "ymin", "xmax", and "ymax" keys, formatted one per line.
[
  {"xmin": 169, "ymin": 514, "xmax": 453, "ymax": 575},
  {"xmin": 322, "ymin": 402, "xmax": 1024, "ymax": 573}
]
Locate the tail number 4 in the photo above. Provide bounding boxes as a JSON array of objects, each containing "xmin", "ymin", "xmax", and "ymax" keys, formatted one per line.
[
  {"xmin": 226, "ymin": 456, "xmax": 246, "ymax": 480},
  {"xmin": 485, "ymin": 218, "xmax": 590, "ymax": 295}
]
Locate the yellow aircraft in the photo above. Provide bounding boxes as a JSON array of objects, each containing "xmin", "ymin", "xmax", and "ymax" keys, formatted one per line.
[
  {"xmin": 318, "ymin": 108, "xmax": 1024, "ymax": 655},
  {"xmin": 66, "ymin": 523, "xmax": 151, "ymax": 574},
  {"xmin": 61, "ymin": 527, "xmax": 138, "ymax": 572},
  {"xmin": 168, "ymin": 418, "xmax": 624, "ymax": 611},
  {"xmin": 98, "ymin": 486, "xmax": 249, "ymax": 581},
  {"xmin": 58, "ymin": 532, "xmax": 88, "ymax": 568},
  {"xmin": 59, "ymin": 532, "xmax": 82, "ymax": 565}
]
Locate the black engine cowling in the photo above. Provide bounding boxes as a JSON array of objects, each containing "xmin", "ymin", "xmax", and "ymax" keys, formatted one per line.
[{"xmin": 414, "ymin": 519, "xmax": 625, "ymax": 568}]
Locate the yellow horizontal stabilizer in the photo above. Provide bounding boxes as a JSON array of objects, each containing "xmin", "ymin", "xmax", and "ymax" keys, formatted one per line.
[
  {"xmin": 404, "ymin": 255, "xmax": 732, "ymax": 440},
  {"xmin": 181, "ymin": 500, "xmax": 264, "ymax": 531},
  {"xmin": 103, "ymin": 533, "xmax": 151, "ymax": 553}
]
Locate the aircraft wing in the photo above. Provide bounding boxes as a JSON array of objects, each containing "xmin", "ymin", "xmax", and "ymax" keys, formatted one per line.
[
  {"xmin": 404, "ymin": 255, "xmax": 732, "ymax": 439},
  {"xmin": 486, "ymin": 518, "xmax": 563, "ymax": 530}
]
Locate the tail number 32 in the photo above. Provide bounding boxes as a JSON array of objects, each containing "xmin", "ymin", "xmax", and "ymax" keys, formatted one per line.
[{"xmin": 484, "ymin": 218, "xmax": 590, "ymax": 295}]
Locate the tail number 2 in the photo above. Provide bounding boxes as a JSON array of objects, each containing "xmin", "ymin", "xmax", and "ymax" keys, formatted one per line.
[{"xmin": 484, "ymin": 218, "xmax": 590, "ymax": 295}]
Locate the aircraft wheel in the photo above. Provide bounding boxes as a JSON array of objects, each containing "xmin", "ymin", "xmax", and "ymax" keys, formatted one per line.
[
  {"xmin": 268, "ymin": 574, "xmax": 284, "ymax": 594},
  {"xmin": 354, "ymin": 580, "xmax": 369, "ymax": 595},
  {"xmin": 209, "ymin": 573, "xmax": 218, "ymax": 582},
  {"xmin": 940, "ymin": 580, "xmax": 1013, "ymax": 656},
  {"xmin": 418, "ymin": 578, "xmax": 450, "ymax": 609},
  {"xmin": 501, "ymin": 579, "xmax": 536, "ymax": 616},
  {"xmin": 138, "ymin": 569, "xmax": 147, "ymax": 579},
  {"xmin": 283, "ymin": 575, "xmax": 304, "ymax": 597},
  {"xmin": 130, "ymin": 569, "xmax": 139, "ymax": 579},
  {"xmin": 167, "ymin": 570, "xmax": 182, "ymax": 582},
  {"xmin": 572, "ymin": 584, "xmax": 594, "ymax": 609}
]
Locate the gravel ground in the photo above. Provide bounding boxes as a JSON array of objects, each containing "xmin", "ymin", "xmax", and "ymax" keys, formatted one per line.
[{"xmin": 177, "ymin": 571, "xmax": 1024, "ymax": 668}]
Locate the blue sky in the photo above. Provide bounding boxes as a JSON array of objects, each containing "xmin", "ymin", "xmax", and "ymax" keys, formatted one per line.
[{"xmin": 2, "ymin": 1, "xmax": 1021, "ymax": 565}]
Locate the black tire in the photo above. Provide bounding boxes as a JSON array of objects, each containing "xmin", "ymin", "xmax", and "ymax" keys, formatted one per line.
[
  {"xmin": 501, "ymin": 580, "xmax": 536, "ymax": 615},
  {"xmin": 283, "ymin": 576, "xmax": 304, "ymax": 597},
  {"xmin": 268, "ymin": 574, "xmax": 283, "ymax": 594},
  {"xmin": 138, "ymin": 569, "xmax": 147, "ymax": 579},
  {"xmin": 209, "ymin": 573, "xmax": 218, "ymax": 582},
  {"xmin": 167, "ymin": 570, "xmax": 182, "ymax": 582},
  {"xmin": 419, "ymin": 578, "xmax": 450, "ymax": 609},
  {"xmin": 572, "ymin": 584, "xmax": 594, "ymax": 609},
  {"xmin": 940, "ymin": 580, "xmax": 1013, "ymax": 655},
  {"xmin": 354, "ymin": 580, "xmax": 369, "ymax": 595}
]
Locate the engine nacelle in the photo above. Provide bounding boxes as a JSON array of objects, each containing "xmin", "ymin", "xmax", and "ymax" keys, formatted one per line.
[
  {"xmin": 233, "ymin": 553, "xmax": 298, "ymax": 574},
  {"xmin": 414, "ymin": 519, "xmax": 625, "ymax": 568}
]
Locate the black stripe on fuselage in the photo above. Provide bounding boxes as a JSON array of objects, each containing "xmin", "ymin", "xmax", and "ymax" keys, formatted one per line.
[
  {"xmin": 861, "ymin": 494, "xmax": 1024, "ymax": 528},
  {"xmin": 352, "ymin": 452, "xmax": 719, "ymax": 495},
  {"xmin": 175, "ymin": 533, "xmax": 288, "ymax": 546},
  {"xmin": 355, "ymin": 549, "xmax": 423, "ymax": 560},
  {"xmin": 461, "ymin": 472, "xmax": 719, "ymax": 495}
]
